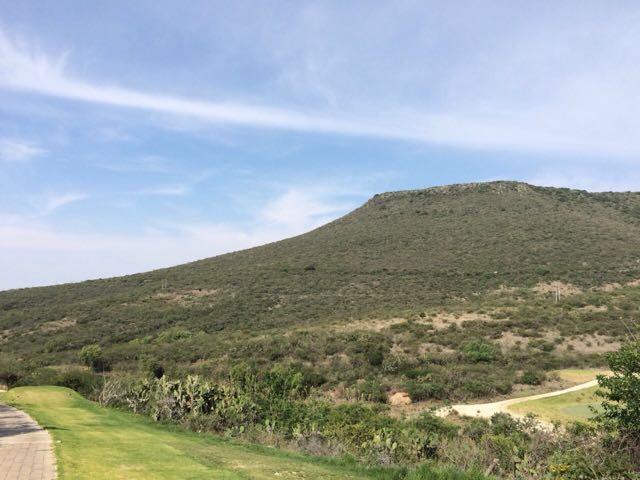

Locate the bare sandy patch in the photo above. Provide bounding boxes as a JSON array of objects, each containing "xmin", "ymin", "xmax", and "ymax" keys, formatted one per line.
[
  {"xmin": 497, "ymin": 332, "xmax": 531, "ymax": 350},
  {"xmin": 334, "ymin": 317, "xmax": 406, "ymax": 332},
  {"xmin": 39, "ymin": 317, "xmax": 76, "ymax": 333},
  {"xmin": 534, "ymin": 281, "xmax": 581, "ymax": 296},
  {"xmin": 559, "ymin": 334, "xmax": 621, "ymax": 353},
  {"xmin": 153, "ymin": 288, "xmax": 221, "ymax": 305},
  {"xmin": 593, "ymin": 278, "xmax": 640, "ymax": 292},
  {"xmin": 595, "ymin": 282, "xmax": 622, "ymax": 292},
  {"xmin": 420, "ymin": 312, "xmax": 493, "ymax": 330},
  {"xmin": 389, "ymin": 343, "xmax": 408, "ymax": 356},
  {"xmin": 575, "ymin": 305, "xmax": 608, "ymax": 312},
  {"xmin": 418, "ymin": 342, "xmax": 455, "ymax": 355},
  {"xmin": 0, "ymin": 328, "xmax": 14, "ymax": 344},
  {"xmin": 491, "ymin": 284, "xmax": 519, "ymax": 294}
]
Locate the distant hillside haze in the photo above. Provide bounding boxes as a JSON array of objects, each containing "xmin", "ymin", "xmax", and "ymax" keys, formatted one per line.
[{"xmin": 2, "ymin": 181, "xmax": 640, "ymax": 383}]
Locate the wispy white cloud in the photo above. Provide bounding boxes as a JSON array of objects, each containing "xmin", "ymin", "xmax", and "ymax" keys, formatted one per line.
[
  {"xmin": 1, "ymin": 24, "xmax": 640, "ymax": 157},
  {"xmin": 260, "ymin": 188, "xmax": 354, "ymax": 230},
  {"xmin": 36, "ymin": 192, "xmax": 88, "ymax": 216},
  {"xmin": 0, "ymin": 137, "xmax": 44, "ymax": 163}
]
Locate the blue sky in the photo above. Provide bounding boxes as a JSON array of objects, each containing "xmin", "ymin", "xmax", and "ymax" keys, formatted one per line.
[{"xmin": 1, "ymin": 1, "xmax": 640, "ymax": 290}]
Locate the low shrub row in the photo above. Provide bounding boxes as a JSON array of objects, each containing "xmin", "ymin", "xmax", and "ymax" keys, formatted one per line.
[{"xmin": 90, "ymin": 363, "xmax": 639, "ymax": 479}]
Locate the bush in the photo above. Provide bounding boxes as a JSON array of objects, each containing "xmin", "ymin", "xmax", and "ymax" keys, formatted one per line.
[
  {"xmin": 359, "ymin": 379, "xmax": 387, "ymax": 403},
  {"xmin": 411, "ymin": 412, "xmax": 458, "ymax": 438},
  {"xmin": 14, "ymin": 366, "xmax": 100, "ymax": 397},
  {"xmin": 18, "ymin": 367, "xmax": 60, "ymax": 386},
  {"xmin": 406, "ymin": 380, "xmax": 447, "ymax": 401},
  {"xmin": 461, "ymin": 380, "xmax": 493, "ymax": 397},
  {"xmin": 56, "ymin": 370, "xmax": 101, "ymax": 397},
  {"xmin": 462, "ymin": 341, "xmax": 496, "ymax": 363},
  {"xmin": 157, "ymin": 327, "xmax": 193, "ymax": 343},
  {"xmin": 462, "ymin": 418, "xmax": 490, "ymax": 441},
  {"xmin": 367, "ymin": 348, "xmax": 385, "ymax": 367},
  {"xmin": 520, "ymin": 369, "xmax": 546, "ymax": 385},
  {"xmin": 301, "ymin": 370, "xmax": 326, "ymax": 389},
  {"xmin": 489, "ymin": 412, "xmax": 522, "ymax": 436}
]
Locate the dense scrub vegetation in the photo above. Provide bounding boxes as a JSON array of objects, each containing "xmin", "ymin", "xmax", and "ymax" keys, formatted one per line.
[{"xmin": 2, "ymin": 282, "xmax": 636, "ymax": 403}]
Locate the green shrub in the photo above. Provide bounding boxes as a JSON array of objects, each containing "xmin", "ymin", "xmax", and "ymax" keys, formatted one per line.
[
  {"xmin": 411, "ymin": 412, "xmax": 458, "ymax": 438},
  {"xmin": 462, "ymin": 418, "xmax": 490, "ymax": 441},
  {"xmin": 461, "ymin": 380, "xmax": 494, "ymax": 397},
  {"xmin": 301, "ymin": 369, "xmax": 326, "ymax": 388},
  {"xmin": 359, "ymin": 379, "xmax": 387, "ymax": 403},
  {"xmin": 462, "ymin": 341, "xmax": 496, "ymax": 363},
  {"xmin": 368, "ymin": 348, "xmax": 385, "ymax": 367},
  {"xmin": 489, "ymin": 412, "xmax": 522, "ymax": 436},
  {"xmin": 18, "ymin": 367, "xmax": 59, "ymax": 386},
  {"xmin": 406, "ymin": 380, "xmax": 447, "ymax": 401},
  {"xmin": 520, "ymin": 369, "xmax": 546, "ymax": 385},
  {"xmin": 157, "ymin": 327, "xmax": 193, "ymax": 343},
  {"xmin": 56, "ymin": 370, "xmax": 101, "ymax": 396}
]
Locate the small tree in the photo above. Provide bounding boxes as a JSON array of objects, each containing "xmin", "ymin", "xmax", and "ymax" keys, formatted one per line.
[
  {"xmin": 79, "ymin": 344, "xmax": 108, "ymax": 373},
  {"xmin": 596, "ymin": 341, "xmax": 640, "ymax": 439}
]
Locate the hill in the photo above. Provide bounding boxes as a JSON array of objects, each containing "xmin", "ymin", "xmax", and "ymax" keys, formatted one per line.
[{"xmin": 2, "ymin": 181, "xmax": 640, "ymax": 400}]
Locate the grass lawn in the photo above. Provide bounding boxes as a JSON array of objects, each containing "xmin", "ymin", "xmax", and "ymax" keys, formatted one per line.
[
  {"xmin": 508, "ymin": 386, "xmax": 602, "ymax": 424},
  {"xmin": 1, "ymin": 386, "xmax": 380, "ymax": 480}
]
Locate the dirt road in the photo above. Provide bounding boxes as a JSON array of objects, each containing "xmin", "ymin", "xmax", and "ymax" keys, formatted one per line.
[{"xmin": 435, "ymin": 379, "xmax": 598, "ymax": 421}]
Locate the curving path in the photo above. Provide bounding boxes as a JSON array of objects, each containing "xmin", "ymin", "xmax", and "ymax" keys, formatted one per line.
[
  {"xmin": 0, "ymin": 404, "xmax": 56, "ymax": 480},
  {"xmin": 435, "ymin": 379, "xmax": 598, "ymax": 421}
]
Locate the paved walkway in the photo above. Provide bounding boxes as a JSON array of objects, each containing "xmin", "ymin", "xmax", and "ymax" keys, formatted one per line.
[{"xmin": 0, "ymin": 404, "xmax": 56, "ymax": 480}]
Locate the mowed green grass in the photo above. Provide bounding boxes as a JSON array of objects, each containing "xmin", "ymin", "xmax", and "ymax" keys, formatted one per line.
[
  {"xmin": 508, "ymin": 386, "xmax": 602, "ymax": 424},
  {"xmin": 0, "ymin": 386, "xmax": 381, "ymax": 480}
]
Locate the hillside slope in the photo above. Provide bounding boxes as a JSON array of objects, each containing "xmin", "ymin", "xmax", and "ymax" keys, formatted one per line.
[{"xmin": 2, "ymin": 181, "xmax": 640, "ymax": 399}]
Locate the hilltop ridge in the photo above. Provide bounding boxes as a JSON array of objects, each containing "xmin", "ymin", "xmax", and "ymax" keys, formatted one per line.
[{"xmin": 370, "ymin": 180, "xmax": 536, "ymax": 199}]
